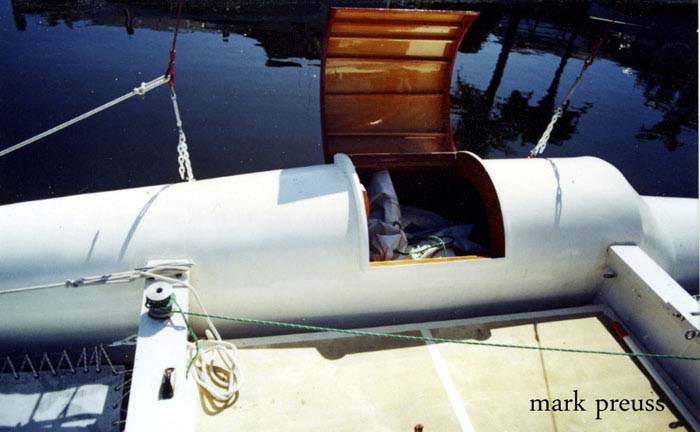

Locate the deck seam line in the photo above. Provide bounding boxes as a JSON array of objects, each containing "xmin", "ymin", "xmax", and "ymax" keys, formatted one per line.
[{"xmin": 421, "ymin": 328, "xmax": 476, "ymax": 432}]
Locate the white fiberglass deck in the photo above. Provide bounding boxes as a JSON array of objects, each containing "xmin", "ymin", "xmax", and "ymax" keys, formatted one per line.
[{"xmin": 196, "ymin": 308, "xmax": 684, "ymax": 431}]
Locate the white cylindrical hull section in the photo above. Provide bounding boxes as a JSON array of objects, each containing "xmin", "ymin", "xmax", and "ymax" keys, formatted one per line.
[
  {"xmin": 0, "ymin": 154, "xmax": 696, "ymax": 350},
  {"xmin": 638, "ymin": 196, "xmax": 699, "ymax": 288}
]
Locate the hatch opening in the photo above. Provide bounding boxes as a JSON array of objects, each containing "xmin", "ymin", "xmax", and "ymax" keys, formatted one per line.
[{"xmin": 356, "ymin": 152, "xmax": 505, "ymax": 265}]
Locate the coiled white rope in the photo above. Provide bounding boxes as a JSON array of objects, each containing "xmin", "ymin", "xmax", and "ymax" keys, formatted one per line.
[
  {"xmin": 140, "ymin": 268, "xmax": 242, "ymax": 402},
  {"xmin": 1, "ymin": 264, "xmax": 242, "ymax": 402}
]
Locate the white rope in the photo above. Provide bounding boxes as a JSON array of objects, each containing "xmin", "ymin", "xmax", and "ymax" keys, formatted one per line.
[
  {"xmin": 170, "ymin": 87, "xmax": 196, "ymax": 182},
  {"xmin": 0, "ymin": 270, "xmax": 141, "ymax": 295},
  {"xmin": 0, "ymin": 263, "xmax": 190, "ymax": 295},
  {"xmin": 139, "ymin": 269, "xmax": 242, "ymax": 402},
  {"xmin": 0, "ymin": 75, "xmax": 170, "ymax": 159},
  {"xmin": 0, "ymin": 263, "xmax": 240, "ymax": 401}
]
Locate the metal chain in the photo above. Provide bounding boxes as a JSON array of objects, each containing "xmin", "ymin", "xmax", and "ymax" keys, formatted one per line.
[
  {"xmin": 530, "ymin": 107, "xmax": 563, "ymax": 157},
  {"xmin": 170, "ymin": 87, "xmax": 195, "ymax": 182},
  {"xmin": 529, "ymin": 28, "xmax": 610, "ymax": 158}
]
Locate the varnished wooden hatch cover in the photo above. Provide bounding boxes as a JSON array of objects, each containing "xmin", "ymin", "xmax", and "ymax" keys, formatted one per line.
[{"xmin": 321, "ymin": 7, "xmax": 479, "ymax": 163}]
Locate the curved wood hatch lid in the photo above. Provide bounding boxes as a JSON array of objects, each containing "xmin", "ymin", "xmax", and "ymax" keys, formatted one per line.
[{"xmin": 321, "ymin": 7, "xmax": 479, "ymax": 163}]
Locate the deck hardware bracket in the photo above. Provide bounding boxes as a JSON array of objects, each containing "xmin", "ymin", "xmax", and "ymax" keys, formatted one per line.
[
  {"xmin": 603, "ymin": 270, "xmax": 616, "ymax": 279},
  {"xmin": 159, "ymin": 367, "xmax": 176, "ymax": 400},
  {"xmin": 601, "ymin": 245, "xmax": 700, "ymax": 429},
  {"xmin": 145, "ymin": 281, "xmax": 175, "ymax": 320},
  {"xmin": 124, "ymin": 259, "xmax": 196, "ymax": 432}
]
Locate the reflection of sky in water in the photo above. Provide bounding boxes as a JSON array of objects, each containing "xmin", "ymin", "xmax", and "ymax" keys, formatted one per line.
[
  {"xmin": 454, "ymin": 36, "xmax": 498, "ymax": 89},
  {"xmin": 0, "ymin": 1, "xmax": 696, "ymax": 202}
]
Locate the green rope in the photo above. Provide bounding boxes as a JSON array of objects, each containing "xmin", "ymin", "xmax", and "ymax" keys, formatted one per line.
[
  {"xmin": 171, "ymin": 297, "xmax": 200, "ymax": 377},
  {"xmin": 144, "ymin": 294, "xmax": 174, "ymax": 316},
  {"xmin": 394, "ymin": 235, "xmax": 454, "ymax": 257},
  {"xmin": 179, "ymin": 311, "xmax": 700, "ymax": 362},
  {"xmin": 427, "ymin": 235, "xmax": 448, "ymax": 257}
]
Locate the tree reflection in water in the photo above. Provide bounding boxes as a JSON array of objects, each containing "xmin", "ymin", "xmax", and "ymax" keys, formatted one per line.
[
  {"xmin": 450, "ymin": 3, "xmax": 696, "ymax": 158},
  {"xmin": 4, "ymin": 0, "xmax": 698, "ymax": 199}
]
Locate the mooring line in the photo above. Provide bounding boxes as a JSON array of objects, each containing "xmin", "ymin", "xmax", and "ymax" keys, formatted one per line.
[{"xmin": 179, "ymin": 311, "xmax": 700, "ymax": 361}]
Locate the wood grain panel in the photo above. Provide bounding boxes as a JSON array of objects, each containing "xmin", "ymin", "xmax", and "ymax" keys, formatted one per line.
[
  {"xmin": 331, "ymin": 22, "xmax": 461, "ymax": 39},
  {"xmin": 321, "ymin": 8, "xmax": 478, "ymax": 158},
  {"xmin": 325, "ymin": 94, "xmax": 445, "ymax": 134},
  {"xmin": 325, "ymin": 58, "xmax": 448, "ymax": 94},
  {"xmin": 327, "ymin": 134, "xmax": 447, "ymax": 154},
  {"xmin": 333, "ymin": 8, "xmax": 467, "ymax": 24},
  {"xmin": 327, "ymin": 37, "xmax": 455, "ymax": 59}
]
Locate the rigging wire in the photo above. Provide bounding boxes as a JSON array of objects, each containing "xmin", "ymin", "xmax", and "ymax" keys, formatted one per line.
[
  {"xmin": 0, "ymin": 76, "xmax": 169, "ymax": 159},
  {"xmin": 0, "ymin": 0, "xmax": 195, "ymax": 181},
  {"xmin": 164, "ymin": 0, "xmax": 184, "ymax": 88},
  {"xmin": 529, "ymin": 27, "xmax": 611, "ymax": 158}
]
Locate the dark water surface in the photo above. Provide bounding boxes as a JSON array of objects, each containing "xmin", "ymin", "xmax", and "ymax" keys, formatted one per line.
[{"xmin": 1, "ymin": 1, "xmax": 697, "ymax": 204}]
